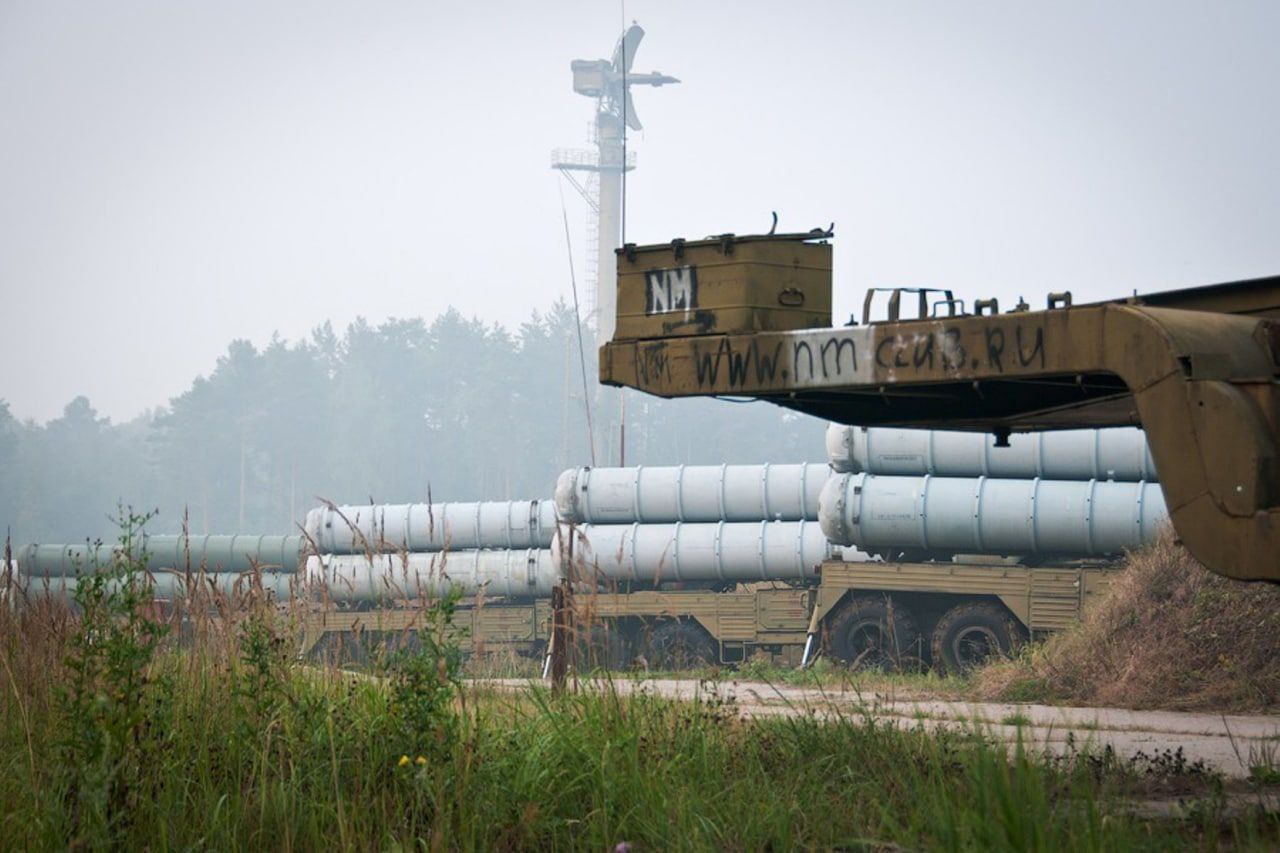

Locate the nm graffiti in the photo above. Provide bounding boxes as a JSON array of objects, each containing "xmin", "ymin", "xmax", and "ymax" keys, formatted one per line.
[{"xmin": 792, "ymin": 335, "xmax": 860, "ymax": 383}]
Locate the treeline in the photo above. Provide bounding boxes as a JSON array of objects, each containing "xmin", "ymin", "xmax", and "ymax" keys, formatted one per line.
[{"xmin": 0, "ymin": 300, "xmax": 825, "ymax": 543}]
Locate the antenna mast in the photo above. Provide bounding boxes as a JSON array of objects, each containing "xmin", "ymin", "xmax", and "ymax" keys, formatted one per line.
[{"xmin": 551, "ymin": 24, "xmax": 678, "ymax": 343}]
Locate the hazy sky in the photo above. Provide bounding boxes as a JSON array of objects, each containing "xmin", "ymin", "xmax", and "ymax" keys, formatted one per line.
[{"xmin": 2, "ymin": 0, "xmax": 1277, "ymax": 422}]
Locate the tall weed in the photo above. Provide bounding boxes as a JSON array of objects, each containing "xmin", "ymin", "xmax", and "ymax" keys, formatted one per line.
[{"xmin": 55, "ymin": 509, "xmax": 170, "ymax": 845}]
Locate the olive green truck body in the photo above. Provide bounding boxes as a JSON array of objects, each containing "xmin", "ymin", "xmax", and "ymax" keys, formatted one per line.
[{"xmin": 300, "ymin": 559, "xmax": 1115, "ymax": 672}]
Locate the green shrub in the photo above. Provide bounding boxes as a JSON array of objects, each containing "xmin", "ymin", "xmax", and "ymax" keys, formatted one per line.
[{"xmin": 55, "ymin": 508, "xmax": 170, "ymax": 846}]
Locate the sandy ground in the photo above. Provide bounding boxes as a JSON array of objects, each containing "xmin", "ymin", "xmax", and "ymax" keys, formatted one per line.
[{"xmin": 482, "ymin": 677, "xmax": 1280, "ymax": 779}]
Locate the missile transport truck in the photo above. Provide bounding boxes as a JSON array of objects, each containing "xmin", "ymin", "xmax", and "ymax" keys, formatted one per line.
[
  {"xmin": 295, "ymin": 449, "xmax": 1160, "ymax": 672},
  {"xmin": 15, "ymin": 451, "xmax": 1152, "ymax": 672},
  {"xmin": 297, "ymin": 559, "xmax": 1119, "ymax": 673}
]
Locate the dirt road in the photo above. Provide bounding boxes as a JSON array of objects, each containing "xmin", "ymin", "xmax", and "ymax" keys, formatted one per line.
[{"xmin": 485, "ymin": 677, "xmax": 1280, "ymax": 779}]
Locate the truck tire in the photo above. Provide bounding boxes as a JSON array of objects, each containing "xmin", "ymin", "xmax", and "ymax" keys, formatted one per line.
[
  {"xmin": 827, "ymin": 596, "xmax": 921, "ymax": 671},
  {"xmin": 647, "ymin": 620, "xmax": 716, "ymax": 670},
  {"xmin": 931, "ymin": 602, "xmax": 1025, "ymax": 674}
]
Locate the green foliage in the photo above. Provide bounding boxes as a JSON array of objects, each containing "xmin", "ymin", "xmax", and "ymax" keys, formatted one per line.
[
  {"xmin": 55, "ymin": 508, "xmax": 170, "ymax": 846},
  {"xmin": 665, "ymin": 654, "xmax": 971, "ymax": 695},
  {"xmin": 998, "ymin": 675, "xmax": 1054, "ymax": 703},
  {"xmin": 232, "ymin": 595, "xmax": 290, "ymax": 740},
  {"xmin": 384, "ymin": 587, "xmax": 465, "ymax": 763},
  {"xmin": 1249, "ymin": 741, "xmax": 1280, "ymax": 785}
]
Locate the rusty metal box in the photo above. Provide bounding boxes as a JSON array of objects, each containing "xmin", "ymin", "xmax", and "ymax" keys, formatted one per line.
[{"xmin": 614, "ymin": 232, "xmax": 832, "ymax": 340}]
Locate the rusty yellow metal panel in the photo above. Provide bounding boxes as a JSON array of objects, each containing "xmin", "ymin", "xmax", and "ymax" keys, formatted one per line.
[
  {"xmin": 583, "ymin": 587, "xmax": 814, "ymax": 647},
  {"xmin": 822, "ymin": 561, "xmax": 1032, "ymax": 595},
  {"xmin": 590, "ymin": 589, "xmax": 726, "ymax": 618},
  {"xmin": 1029, "ymin": 570, "xmax": 1084, "ymax": 632},
  {"xmin": 534, "ymin": 598, "xmax": 551, "ymax": 636},
  {"xmin": 300, "ymin": 603, "xmax": 540, "ymax": 656},
  {"xmin": 308, "ymin": 608, "xmax": 423, "ymax": 634},
  {"xmin": 615, "ymin": 233, "xmax": 831, "ymax": 340},
  {"xmin": 814, "ymin": 561, "xmax": 1035, "ymax": 627},
  {"xmin": 474, "ymin": 603, "xmax": 539, "ymax": 643},
  {"xmin": 754, "ymin": 588, "xmax": 812, "ymax": 633},
  {"xmin": 298, "ymin": 607, "xmax": 424, "ymax": 656},
  {"xmin": 714, "ymin": 595, "xmax": 757, "ymax": 641},
  {"xmin": 1028, "ymin": 599, "xmax": 1083, "ymax": 632}
]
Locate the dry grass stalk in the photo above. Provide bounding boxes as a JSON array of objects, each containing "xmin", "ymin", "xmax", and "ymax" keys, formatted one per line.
[{"xmin": 976, "ymin": 533, "xmax": 1280, "ymax": 711}]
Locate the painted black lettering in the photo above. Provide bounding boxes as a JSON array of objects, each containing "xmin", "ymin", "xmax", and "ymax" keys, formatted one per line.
[
  {"xmin": 727, "ymin": 342, "xmax": 752, "ymax": 386},
  {"xmin": 912, "ymin": 335, "xmax": 935, "ymax": 370},
  {"xmin": 651, "ymin": 346, "xmax": 671, "ymax": 384},
  {"xmin": 793, "ymin": 340, "xmax": 815, "ymax": 381},
  {"xmin": 1015, "ymin": 325, "xmax": 1045, "ymax": 368},
  {"xmin": 875, "ymin": 337, "xmax": 895, "ymax": 369},
  {"xmin": 694, "ymin": 340, "xmax": 723, "ymax": 386},
  {"xmin": 985, "ymin": 327, "xmax": 1006, "ymax": 372},
  {"xmin": 819, "ymin": 337, "xmax": 858, "ymax": 377},
  {"xmin": 755, "ymin": 342, "xmax": 784, "ymax": 383}
]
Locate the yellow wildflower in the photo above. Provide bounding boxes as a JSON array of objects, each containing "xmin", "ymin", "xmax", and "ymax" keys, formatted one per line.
[
  {"xmin": 398, "ymin": 755, "xmax": 410, "ymax": 767},
  {"xmin": 415, "ymin": 756, "xmax": 427, "ymax": 766}
]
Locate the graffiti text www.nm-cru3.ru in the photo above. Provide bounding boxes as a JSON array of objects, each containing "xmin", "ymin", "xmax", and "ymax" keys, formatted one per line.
[{"xmin": 634, "ymin": 322, "xmax": 1047, "ymax": 391}]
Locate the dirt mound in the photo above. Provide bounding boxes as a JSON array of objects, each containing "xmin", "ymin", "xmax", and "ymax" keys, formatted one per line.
[{"xmin": 976, "ymin": 535, "xmax": 1280, "ymax": 712}]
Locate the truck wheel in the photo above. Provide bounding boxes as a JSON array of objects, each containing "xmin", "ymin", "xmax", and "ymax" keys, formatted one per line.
[
  {"xmin": 931, "ymin": 602, "xmax": 1025, "ymax": 674},
  {"xmin": 827, "ymin": 596, "xmax": 921, "ymax": 671},
  {"xmin": 574, "ymin": 623, "xmax": 631, "ymax": 670},
  {"xmin": 648, "ymin": 620, "xmax": 716, "ymax": 670}
]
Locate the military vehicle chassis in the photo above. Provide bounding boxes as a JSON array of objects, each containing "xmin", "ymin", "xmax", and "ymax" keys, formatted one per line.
[{"xmin": 299, "ymin": 560, "xmax": 1115, "ymax": 674}]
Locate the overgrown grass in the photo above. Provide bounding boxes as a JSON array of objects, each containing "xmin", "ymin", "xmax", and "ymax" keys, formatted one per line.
[
  {"xmin": 614, "ymin": 655, "xmax": 973, "ymax": 703},
  {"xmin": 2, "ymin": 534, "xmax": 1277, "ymax": 849},
  {"xmin": 736, "ymin": 655, "xmax": 971, "ymax": 694},
  {"xmin": 977, "ymin": 535, "xmax": 1280, "ymax": 711},
  {"xmin": 4, "ymin": 651, "xmax": 1276, "ymax": 848}
]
